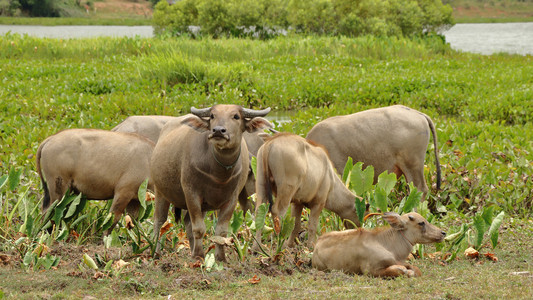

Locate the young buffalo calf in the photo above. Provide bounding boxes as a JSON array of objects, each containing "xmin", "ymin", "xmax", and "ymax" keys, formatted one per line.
[{"xmin": 312, "ymin": 212, "xmax": 446, "ymax": 277}]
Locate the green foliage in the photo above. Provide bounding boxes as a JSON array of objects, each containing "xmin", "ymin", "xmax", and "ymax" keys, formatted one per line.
[{"xmin": 152, "ymin": 0, "xmax": 454, "ymax": 37}]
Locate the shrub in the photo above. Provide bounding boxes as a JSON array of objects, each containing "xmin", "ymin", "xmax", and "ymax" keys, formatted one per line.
[{"xmin": 152, "ymin": 0, "xmax": 454, "ymax": 38}]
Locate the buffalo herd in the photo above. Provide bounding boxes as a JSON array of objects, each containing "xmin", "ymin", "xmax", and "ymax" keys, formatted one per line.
[{"xmin": 36, "ymin": 104, "xmax": 444, "ymax": 277}]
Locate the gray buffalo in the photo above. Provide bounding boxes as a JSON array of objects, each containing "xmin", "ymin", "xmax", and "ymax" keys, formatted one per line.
[
  {"xmin": 36, "ymin": 129, "xmax": 154, "ymax": 232},
  {"xmin": 112, "ymin": 114, "xmax": 272, "ymax": 213},
  {"xmin": 306, "ymin": 105, "xmax": 441, "ymax": 198},
  {"xmin": 150, "ymin": 105, "xmax": 272, "ymax": 261}
]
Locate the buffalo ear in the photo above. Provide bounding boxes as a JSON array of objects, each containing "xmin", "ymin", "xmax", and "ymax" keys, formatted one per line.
[
  {"xmin": 245, "ymin": 117, "xmax": 273, "ymax": 133},
  {"xmin": 181, "ymin": 115, "xmax": 209, "ymax": 132},
  {"xmin": 382, "ymin": 212, "xmax": 406, "ymax": 230}
]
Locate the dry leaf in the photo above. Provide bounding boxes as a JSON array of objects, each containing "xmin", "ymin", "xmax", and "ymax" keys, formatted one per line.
[
  {"xmin": 209, "ymin": 236, "xmax": 233, "ymax": 246},
  {"xmin": 509, "ymin": 271, "xmax": 530, "ymax": 276},
  {"xmin": 113, "ymin": 259, "xmax": 130, "ymax": 270},
  {"xmin": 0, "ymin": 253, "xmax": 10, "ymax": 265},
  {"xmin": 446, "ymin": 139, "xmax": 454, "ymax": 146},
  {"xmin": 145, "ymin": 191, "xmax": 155, "ymax": 202},
  {"xmin": 93, "ymin": 271, "xmax": 106, "ymax": 280},
  {"xmin": 189, "ymin": 260, "xmax": 202, "ymax": 269},
  {"xmin": 464, "ymin": 247, "xmax": 479, "ymax": 259},
  {"xmin": 484, "ymin": 252, "xmax": 499, "ymax": 262},
  {"xmin": 124, "ymin": 215, "xmax": 134, "ymax": 230},
  {"xmin": 159, "ymin": 220, "xmax": 173, "ymax": 237},
  {"xmin": 273, "ymin": 216, "xmax": 281, "ymax": 234},
  {"xmin": 248, "ymin": 275, "xmax": 261, "ymax": 284}
]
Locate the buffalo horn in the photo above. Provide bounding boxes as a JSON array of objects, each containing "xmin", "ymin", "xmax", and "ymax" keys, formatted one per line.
[
  {"xmin": 242, "ymin": 107, "xmax": 271, "ymax": 118},
  {"xmin": 190, "ymin": 106, "xmax": 211, "ymax": 117}
]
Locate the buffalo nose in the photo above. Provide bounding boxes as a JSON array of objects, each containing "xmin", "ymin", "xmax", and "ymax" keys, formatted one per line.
[
  {"xmin": 441, "ymin": 231, "xmax": 446, "ymax": 237},
  {"xmin": 212, "ymin": 126, "xmax": 226, "ymax": 134}
]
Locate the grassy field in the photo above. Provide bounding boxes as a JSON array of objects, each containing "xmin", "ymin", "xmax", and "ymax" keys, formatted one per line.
[{"xmin": 0, "ymin": 34, "xmax": 532, "ymax": 298}]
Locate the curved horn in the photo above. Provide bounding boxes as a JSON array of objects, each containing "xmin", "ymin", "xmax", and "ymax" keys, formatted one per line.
[
  {"xmin": 190, "ymin": 106, "xmax": 211, "ymax": 117},
  {"xmin": 242, "ymin": 107, "xmax": 271, "ymax": 118}
]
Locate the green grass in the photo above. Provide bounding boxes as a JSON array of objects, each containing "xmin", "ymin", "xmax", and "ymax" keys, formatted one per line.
[{"xmin": 0, "ymin": 34, "xmax": 532, "ymax": 298}]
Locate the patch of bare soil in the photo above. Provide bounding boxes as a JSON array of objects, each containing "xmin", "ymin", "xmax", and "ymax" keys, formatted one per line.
[
  {"xmin": 87, "ymin": 0, "xmax": 152, "ymax": 17},
  {"xmin": 453, "ymin": 5, "xmax": 533, "ymax": 18}
]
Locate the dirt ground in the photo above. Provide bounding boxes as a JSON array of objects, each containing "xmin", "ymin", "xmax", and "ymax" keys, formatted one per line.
[{"xmin": 87, "ymin": 0, "xmax": 153, "ymax": 17}]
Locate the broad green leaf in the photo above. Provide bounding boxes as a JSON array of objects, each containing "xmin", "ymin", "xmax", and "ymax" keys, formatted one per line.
[
  {"xmin": 23, "ymin": 251, "xmax": 34, "ymax": 268},
  {"xmin": 8, "ymin": 166, "xmax": 22, "ymax": 191},
  {"xmin": 488, "ymin": 211, "xmax": 505, "ymax": 249},
  {"xmin": 52, "ymin": 194, "xmax": 75, "ymax": 225},
  {"xmin": 251, "ymin": 156, "xmax": 257, "ymax": 178},
  {"xmin": 401, "ymin": 183, "xmax": 422, "ymax": 214},
  {"xmin": 374, "ymin": 187, "xmax": 388, "ymax": 213},
  {"xmin": 342, "ymin": 157, "xmax": 353, "ymax": 183},
  {"xmin": 0, "ymin": 174, "xmax": 8, "ymax": 190},
  {"xmin": 230, "ymin": 210, "xmax": 244, "ymax": 234},
  {"xmin": 473, "ymin": 215, "xmax": 486, "ymax": 250},
  {"xmin": 136, "ymin": 178, "xmax": 149, "ymax": 219},
  {"xmin": 449, "ymin": 194, "xmax": 463, "ymax": 209},
  {"xmin": 82, "ymin": 254, "xmax": 98, "ymax": 270},
  {"xmin": 481, "ymin": 206, "xmax": 495, "ymax": 226},
  {"xmin": 355, "ymin": 198, "xmax": 366, "ymax": 226},
  {"xmin": 280, "ymin": 214, "xmax": 295, "ymax": 240},
  {"xmin": 376, "ymin": 171, "xmax": 397, "ymax": 196},
  {"xmin": 64, "ymin": 194, "xmax": 82, "ymax": 220},
  {"xmin": 204, "ymin": 253, "xmax": 216, "ymax": 272},
  {"xmin": 254, "ymin": 203, "xmax": 268, "ymax": 233},
  {"xmin": 350, "ymin": 162, "xmax": 374, "ymax": 196},
  {"xmin": 100, "ymin": 212, "xmax": 115, "ymax": 233}
]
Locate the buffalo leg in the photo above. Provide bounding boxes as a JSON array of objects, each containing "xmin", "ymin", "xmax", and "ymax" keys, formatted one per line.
[
  {"xmin": 184, "ymin": 194, "xmax": 206, "ymax": 260},
  {"xmin": 108, "ymin": 190, "xmax": 136, "ymax": 235},
  {"xmin": 285, "ymin": 203, "xmax": 303, "ymax": 248},
  {"xmin": 214, "ymin": 198, "xmax": 237, "ymax": 262},
  {"xmin": 152, "ymin": 194, "xmax": 170, "ymax": 258},
  {"xmin": 306, "ymin": 201, "xmax": 325, "ymax": 248},
  {"xmin": 373, "ymin": 264, "xmax": 413, "ymax": 278}
]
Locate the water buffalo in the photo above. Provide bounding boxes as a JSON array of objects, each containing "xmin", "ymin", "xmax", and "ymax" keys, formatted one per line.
[
  {"xmin": 254, "ymin": 133, "xmax": 359, "ymax": 249},
  {"xmin": 312, "ymin": 212, "xmax": 446, "ymax": 277},
  {"xmin": 36, "ymin": 129, "xmax": 154, "ymax": 232},
  {"xmin": 112, "ymin": 114, "xmax": 272, "ymax": 213},
  {"xmin": 306, "ymin": 105, "xmax": 441, "ymax": 198},
  {"xmin": 150, "ymin": 105, "xmax": 272, "ymax": 261},
  {"xmin": 111, "ymin": 115, "xmax": 188, "ymax": 143}
]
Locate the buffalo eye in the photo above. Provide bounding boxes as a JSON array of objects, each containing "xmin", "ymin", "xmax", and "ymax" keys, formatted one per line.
[
  {"xmin": 210, "ymin": 114, "xmax": 214, "ymax": 119},
  {"xmin": 233, "ymin": 114, "xmax": 240, "ymax": 120}
]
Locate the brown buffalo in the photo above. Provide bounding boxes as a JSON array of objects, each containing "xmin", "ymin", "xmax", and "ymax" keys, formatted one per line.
[
  {"xmin": 111, "ymin": 115, "xmax": 190, "ymax": 143},
  {"xmin": 254, "ymin": 133, "xmax": 359, "ymax": 249},
  {"xmin": 312, "ymin": 212, "xmax": 446, "ymax": 277},
  {"xmin": 36, "ymin": 129, "xmax": 154, "ymax": 232},
  {"xmin": 112, "ymin": 114, "xmax": 272, "ymax": 213},
  {"xmin": 150, "ymin": 105, "xmax": 272, "ymax": 261},
  {"xmin": 306, "ymin": 105, "xmax": 441, "ymax": 198}
]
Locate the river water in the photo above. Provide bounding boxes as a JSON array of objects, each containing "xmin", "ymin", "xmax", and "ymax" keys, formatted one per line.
[{"xmin": 1, "ymin": 23, "xmax": 531, "ymax": 55}]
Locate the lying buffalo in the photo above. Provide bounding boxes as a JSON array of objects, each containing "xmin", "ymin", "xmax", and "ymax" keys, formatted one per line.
[
  {"xmin": 312, "ymin": 212, "xmax": 446, "ymax": 277},
  {"xmin": 306, "ymin": 105, "xmax": 441, "ymax": 198},
  {"xmin": 254, "ymin": 133, "xmax": 359, "ymax": 249},
  {"xmin": 36, "ymin": 129, "xmax": 154, "ymax": 232},
  {"xmin": 150, "ymin": 105, "xmax": 272, "ymax": 261}
]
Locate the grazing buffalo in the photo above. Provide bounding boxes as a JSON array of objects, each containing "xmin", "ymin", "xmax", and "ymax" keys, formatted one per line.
[
  {"xmin": 36, "ymin": 129, "xmax": 154, "ymax": 232},
  {"xmin": 254, "ymin": 133, "xmax": 359, "ymax": 249},
  {"xmin": 306, "ymin": 105, "xmax": 441, "ymax": 198},
  {"xmin": 312, "ymin": 212, "xmax": 446, "ymax": 277},
  {"xmin": 150, "ymin": 105, "xmax": 272, "ymax": 261}
]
